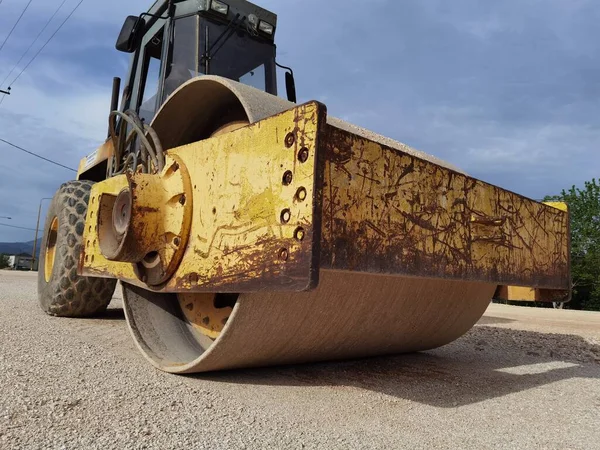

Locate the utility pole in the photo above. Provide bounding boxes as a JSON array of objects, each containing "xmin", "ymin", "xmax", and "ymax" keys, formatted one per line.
[
  {"xmin": 0, "ymin": 88, "xmax": 10, "ymax": 96},
  {"xmin": 31, "ymin": 198, "xmax": 52, "ymax": 271}
]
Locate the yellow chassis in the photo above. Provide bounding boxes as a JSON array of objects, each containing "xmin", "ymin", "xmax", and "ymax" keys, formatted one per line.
[{"xmin": 77, "ymin": 102, "xmax": 570, "ymax": 296}]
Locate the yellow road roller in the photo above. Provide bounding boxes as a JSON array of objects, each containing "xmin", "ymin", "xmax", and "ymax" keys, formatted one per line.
[{"xmin": 38, "ymin": 0, "xmax": 570, "ymax": 373}]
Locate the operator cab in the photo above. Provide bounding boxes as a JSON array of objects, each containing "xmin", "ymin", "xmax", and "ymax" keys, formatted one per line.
[{"xmin": 116, "ymin": 0, "xmax": 287, "ymax": 124}]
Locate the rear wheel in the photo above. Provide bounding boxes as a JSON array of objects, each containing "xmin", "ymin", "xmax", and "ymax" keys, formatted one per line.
[{"xmin": 38, "ymin": 180, "xmax": 117, "ymax": 317}]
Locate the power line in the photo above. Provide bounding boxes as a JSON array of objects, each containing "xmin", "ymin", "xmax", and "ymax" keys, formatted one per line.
[
  {"xmin": 0, "ymin": 90, "xmax": 8, "ymax": 107},
  {"xmin": 0, "ymin": 222, "xmax": 40, "ymax": 232},
  {"xmin": 0, "ymin": 138, "xmax": 77, "ymax": 172},
  {"xmin": 0, "ymin": 0, "xmax": 35, "ymax": 54},
  {"xmin": 7, "ymin": 0, "xmax": 84, "ymax": 88},
  {"xmin": 0, "ymin": 0, "xmax": 69, "ymax": 89}
]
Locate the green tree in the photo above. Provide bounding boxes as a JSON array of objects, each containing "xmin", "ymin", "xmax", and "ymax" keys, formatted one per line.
[
  {"xmin": 545, "ymin": 179, "xmax": 600, "ymax": 311},
  {"xmin": 0, "ymin": 254, "xmax": 9, "ymax": 270}
]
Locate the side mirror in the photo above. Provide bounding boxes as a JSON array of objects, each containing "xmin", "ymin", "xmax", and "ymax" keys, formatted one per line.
[
  {"xmin": 116, "ymin": 16, "xmax": 146, "ymax": 53},
  {"xmin": 285, "ymin": 71, "xmax": 297, "ymax": 103}
]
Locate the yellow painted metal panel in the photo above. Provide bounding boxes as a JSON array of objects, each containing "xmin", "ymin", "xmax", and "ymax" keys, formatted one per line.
[
  {"xmin": 79, "ymin": 175, "xmax": 137, "ymax": 280},
  {"xmin": 504, "ymin": 285, "xmax": 536, "ymax": 302},
  {"xmin": 76, "ymin": 139, "xmax": 113, "ymax": 179},
  {"xmin": 494, "ymin": 285, "xmax": 570, "ymax": 303},
  {"xmin": 320, "ymin": 125, "xmax": 570, "ymax": 289},
  {"xmin": 80, "ymin": 102, "xmax": 323, "ymax": 292},
  {"xmin": 543, "ymin": 201, "xmax": 568, "ymax": 212}
]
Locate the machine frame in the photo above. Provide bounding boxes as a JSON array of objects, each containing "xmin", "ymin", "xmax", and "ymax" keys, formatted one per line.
[{"xmin": 75, "ymin": 0, "xmax": 571, "ymax": 301}]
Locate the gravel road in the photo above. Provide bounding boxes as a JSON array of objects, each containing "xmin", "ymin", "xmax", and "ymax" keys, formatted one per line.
[{"xmin": 1, "ymin": 270, "xmax": 599, "ymax": 449}]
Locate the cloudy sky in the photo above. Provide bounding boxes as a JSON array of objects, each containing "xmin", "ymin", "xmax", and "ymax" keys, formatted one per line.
[{"xmin": 0, "ymin": 0, "xmax": 599, "ymax": 243}]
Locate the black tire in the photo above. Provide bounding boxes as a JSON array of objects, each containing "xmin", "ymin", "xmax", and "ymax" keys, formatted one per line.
[{"xmin": 38, "ymin": 180, "xmax": 117, "ymax": 317}]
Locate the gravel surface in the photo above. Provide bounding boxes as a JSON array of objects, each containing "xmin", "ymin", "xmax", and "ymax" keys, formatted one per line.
[{"xmin": 1, "ymin": 270, "xmax": 599, "ymax": 449}]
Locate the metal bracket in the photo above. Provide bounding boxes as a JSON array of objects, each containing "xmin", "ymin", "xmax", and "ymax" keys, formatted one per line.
[
  {"xmin": 80, "ymin": 101, "xmax": 326, "ymax": 293},
  {"xmin": 171, "ymin": 101, "xmax": 326, "ymax": 292}
]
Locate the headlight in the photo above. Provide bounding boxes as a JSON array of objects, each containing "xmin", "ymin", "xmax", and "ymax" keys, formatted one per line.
[
  {"xmin": 258, "ymin": 20, "xmax": 275, "ymax": 35},
  {"xmin": 210, "ymin": 0, "xmax": 229, "ymax": 15}
]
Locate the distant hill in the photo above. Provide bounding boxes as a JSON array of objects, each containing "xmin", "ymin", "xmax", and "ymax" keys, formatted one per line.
[{"xmin": 0, "ymin": 239, "xmax": 42, "ymax": 257}]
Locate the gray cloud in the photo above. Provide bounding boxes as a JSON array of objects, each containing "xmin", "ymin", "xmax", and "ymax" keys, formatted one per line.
[{"xmin": 265, "ymin": 0, "xmax": 600, "ymax": 196}]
